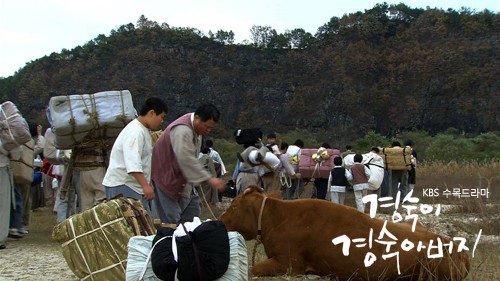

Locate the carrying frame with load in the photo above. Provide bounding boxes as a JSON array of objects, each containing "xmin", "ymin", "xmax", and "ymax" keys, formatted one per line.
[
  {"xmin": 58, "ymin": 136, "xmax": 111, "ymax": 216},
  {"xmin": 380, "ymin": 146, "xmax": 412, "ymax": 171}
]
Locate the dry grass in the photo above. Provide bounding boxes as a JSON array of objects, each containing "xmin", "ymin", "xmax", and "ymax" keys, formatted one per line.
[{"xmin": 417, "ymin": 160, "xmax": 499, "ymax": 201}]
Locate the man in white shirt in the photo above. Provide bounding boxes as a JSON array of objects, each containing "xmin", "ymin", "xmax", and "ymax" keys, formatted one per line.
[{"xmin": 102, "ymin": 97, "xmax": 167, "ymax": 218}]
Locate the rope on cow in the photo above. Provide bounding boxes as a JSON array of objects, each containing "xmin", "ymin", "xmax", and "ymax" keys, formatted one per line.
[
  {"xmin": 252, "ymin": 195, "xmax": 268, "ymax": 266},
  {"xmin": 197, "ymin": 184, "xmax": 217, "ymax": 220},
  {"xmin": 251, "ymin": 239, "xmax": 262, "ymax": 266}
]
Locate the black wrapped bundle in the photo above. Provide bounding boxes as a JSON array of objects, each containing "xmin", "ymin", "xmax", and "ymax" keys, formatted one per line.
[
  {"xmin": 234, "ymin": 128, "xmax": 263, "ymax": 145},
  {"xmin": 151, "ymin": 221, "xmax": 230, "ymax": 281}
]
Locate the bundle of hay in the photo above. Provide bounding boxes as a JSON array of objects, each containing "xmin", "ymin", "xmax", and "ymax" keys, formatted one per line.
[
  {"xmin": 52, "ymin": 197, "xmax": 156, "ymax": 281},
  {"xmin": 380, "ymin": 147, "xmax": 412, "ymax": 170}
]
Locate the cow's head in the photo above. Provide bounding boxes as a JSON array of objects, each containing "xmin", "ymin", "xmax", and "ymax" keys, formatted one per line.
[{"xmin": 219, "ymin": 185, "xmax": 265, "ymax": 240}]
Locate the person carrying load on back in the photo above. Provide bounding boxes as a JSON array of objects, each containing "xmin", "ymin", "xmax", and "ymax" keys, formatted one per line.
[
  {"xmin": 231, "ymin": 127, "xmax": 283, "ymax": 195},
  {"xmin": 283, "ymin": 139, "xmax": 304, "ymax": 200},
  {"xmin": 265, "ymin": 133, "xmax": 281, "ymax": 155},
  {"xmin": 232, "ymin": 128, "xmax": 264, "ymax": 195},
  {"xmin": 346, "ymin": 153, "xmax": 371, "ymax": 213},
  {"xmin": 405, "ymin": 139, "xmax": 417, "ymax": 192},
  {"xmin": 277, "ymin": 142, "xmax": 301, "ymax": 198},
  {"xmin": 388, "ymin": 141, "xmax": 409, "ymax": 199}
]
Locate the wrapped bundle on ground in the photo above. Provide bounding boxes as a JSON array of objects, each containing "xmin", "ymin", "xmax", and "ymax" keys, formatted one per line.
[
  {"xmin": 299, "ymin": 148, "xmax": 341, "ymax": 179},
  {"xmin": 10, "ymin": 139, "xmax": 35, "ymax": 185},
  {"xmin": 151, "ymin": 220, "xmax": 230, "ymax": 281},
  {"xmin": 380, "ymin": 147, "xmax": 412, "ymax": 170},
  {"xmin": 126, "ymin": 228, "xmax": 248, "ymax": 281},
  {"xmin": 52, "ymin": 197, "xmax": 156, "ymax": 281},
  {"xmin": 216, "ymin": 231, "xmax": 248, "ymax": 281},
  {"xmin": 46, "ymin": 90, "xmax": 136, "ymax": 149},
  {"xmin": 0, "ymin": 101, "xmax": 31, "ymax": 152}
]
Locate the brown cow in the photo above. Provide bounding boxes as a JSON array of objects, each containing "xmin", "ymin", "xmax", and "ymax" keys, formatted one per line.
[{"xmin": 220, "ymin": 185, "xmax": 469, "ymax": 281}]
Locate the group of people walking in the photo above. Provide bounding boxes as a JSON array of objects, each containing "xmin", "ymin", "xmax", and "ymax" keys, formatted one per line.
[
  {"xmin": 231, "ymin": 135, "xmax": 417, "ymax": 214},
  {"xmin": 1, "ymin": 123, "xmax": 46, "ymax": 249}
]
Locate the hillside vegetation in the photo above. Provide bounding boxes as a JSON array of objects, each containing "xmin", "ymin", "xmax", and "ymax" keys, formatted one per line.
[{"xmin": 1, "ymin": 3, "xmax": 498, "ymax": 141}]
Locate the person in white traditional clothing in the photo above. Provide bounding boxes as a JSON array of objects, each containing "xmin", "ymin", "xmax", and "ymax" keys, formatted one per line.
[
  {"xmin": 197, "ymin": 147, "xmax": 219, "ymax": 205},
  {"xmin": 204, "ymin": 139, "xmax": 227, "ymax": 176}
]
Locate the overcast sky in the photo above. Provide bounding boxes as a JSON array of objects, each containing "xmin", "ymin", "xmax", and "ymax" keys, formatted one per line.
[{"xmin": 0, "ymin": 0, "xmax": 498, "ymax": 78}]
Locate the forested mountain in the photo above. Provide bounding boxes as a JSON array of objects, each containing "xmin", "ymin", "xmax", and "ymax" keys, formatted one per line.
[{"xmin": 1, "ymin": 3, "xmax": 498, "ymax": 140}]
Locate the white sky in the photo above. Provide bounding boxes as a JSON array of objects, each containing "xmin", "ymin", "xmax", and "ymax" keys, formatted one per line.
[{"xmin": 0, "ymin": 0, "xmax": 498, "ymax": 78}]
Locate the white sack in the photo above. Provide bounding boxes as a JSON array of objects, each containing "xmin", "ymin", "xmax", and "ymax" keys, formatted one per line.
[
  {"xmin": 47, "ymin": 90, "xmax": 136, "ymax": 149},
  {"xmin": 126, "ymin": 231, "xmax": 248, "ymax": 281},
  {"xmin": 0, "ymin": 101, "xmax": 31, "ymax": 152},
  {"xmin": 344, "ymin": 153, "xmax": 385, "ymax": 190}
]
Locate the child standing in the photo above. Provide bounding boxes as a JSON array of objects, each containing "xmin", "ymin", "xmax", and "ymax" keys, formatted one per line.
[
  {"xmin": 327, "ymin": 157, "xmax": 348, "ymax": 204},
  {"xmin": 346, "ymin": 154, "xmax": 371, "ymax": 212}
]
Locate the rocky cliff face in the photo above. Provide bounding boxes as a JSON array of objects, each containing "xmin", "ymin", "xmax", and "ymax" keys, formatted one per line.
[{"xmin": 3, "ymin": 18, "xmax": 499, "ymax": 139}]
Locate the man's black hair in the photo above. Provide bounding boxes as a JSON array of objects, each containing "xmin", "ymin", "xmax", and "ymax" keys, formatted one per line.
[
  {"xmin": 293, "ymin": 139, "xmax": 304, "ymax": 148},
  {"xmin": 195, "ymin": 104, "xmax": 220, "ymax": 122},
  {"xmin": 138, "ymin": 97, "xmax": 168, "ymax": 116},
  {"xmin": 392, "ymin": 141, "xmax": 402, "ymax": 147},
  {"xmin": 205, "ymin": 139, "xmax": 214, "ymax": 148},
  {"xmin": 354, "ymin": 154, "xmax": 363, "ymax": 163},
  {"xmin": 334, "ymin": 156, "xmax": 343, "ymax": 166},
  {"xmin": 321, "ymin": 142, "xmax": 331, "ymax": 149},
  {"xmin": 280, "ymin": 142, "xmax": 289, "ymax": 151}
]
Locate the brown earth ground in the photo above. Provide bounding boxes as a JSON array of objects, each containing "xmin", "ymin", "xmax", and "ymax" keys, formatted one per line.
[{"xmin": 0, "ymin": 165, "xmax": 499, "ymax": 281}]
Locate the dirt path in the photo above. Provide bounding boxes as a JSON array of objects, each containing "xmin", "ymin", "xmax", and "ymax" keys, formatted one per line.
[{"xmin": 0, "ymin": 208, "xmax": 78, "ymax": 281}]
